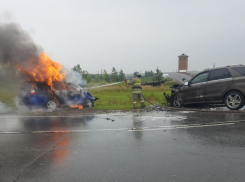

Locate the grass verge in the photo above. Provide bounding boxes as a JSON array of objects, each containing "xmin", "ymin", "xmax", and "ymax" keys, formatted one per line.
[
  {"xmin": 0, "ymin": 91, "xmax": 17, "ymax": 108},
  {"xmin": 0, "ymin": 81, "xmax": 175, "ymax": 110},
  {"xmin": 87, "ymin": 81, "xmax": 174, "ymax": 110}
]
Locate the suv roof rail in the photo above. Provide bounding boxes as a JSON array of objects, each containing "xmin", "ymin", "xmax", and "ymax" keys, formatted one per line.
[
  {"xmin": 212, "ymin": 64, "xmax": 245, "ymax": 69},
  {"xmin": 225, "ymin": 64, "xmax": 244, "ymax": 67}
]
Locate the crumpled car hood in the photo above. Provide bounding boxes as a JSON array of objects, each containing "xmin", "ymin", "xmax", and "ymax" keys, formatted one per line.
[{"xmin": 167, "ymin": 72, "xmax": 192, "ymax": 84}]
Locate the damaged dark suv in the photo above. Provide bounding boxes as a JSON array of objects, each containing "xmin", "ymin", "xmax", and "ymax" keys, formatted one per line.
[{"xmin": 170, "ymin": 65, "xmax": 245, "ymax": 110}]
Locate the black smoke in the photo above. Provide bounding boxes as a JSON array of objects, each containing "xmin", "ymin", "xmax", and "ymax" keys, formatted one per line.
[{"xmin": 0, "ymin": 22, "xmax": 41, "ymax": 67}]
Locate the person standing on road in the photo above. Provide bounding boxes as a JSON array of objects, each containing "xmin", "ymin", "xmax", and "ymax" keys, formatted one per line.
[{"xmin": 128, "ymin": 72, "xmax": 146, "ymax": 109}]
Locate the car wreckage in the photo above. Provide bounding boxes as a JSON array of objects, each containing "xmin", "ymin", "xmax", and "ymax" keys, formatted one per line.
[
  {"xmin": 16, "ymin": 81, "xmax": 97, "ymax": 111},
  {"xmin": 164, "ymin": 65, "xmax": 245, "ymax": 110}
]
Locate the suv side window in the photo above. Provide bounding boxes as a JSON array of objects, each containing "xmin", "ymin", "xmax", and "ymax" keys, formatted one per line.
[
  {"xmin": 36, "ymin": 82, "xmax": 49, "ymax": 93},
  {"xmin": 208, "ymin": 69, "xmax": 231, "ymax": 81},
  {"xmin": 191, "ymin": 72, "xmax": 209, "ymax": 84},
  {"xmin": 233, "ymin": 67, "xmax": 245, "ymax": 76}
]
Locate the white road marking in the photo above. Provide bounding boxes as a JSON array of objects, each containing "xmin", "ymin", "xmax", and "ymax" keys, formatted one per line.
[
  {"xmin": 0, "ymin": 120, "xmax": 243, "ymax": 134},
  {"xmin": 0, "ymin": 115, "xmax": 90, "ymax": 118},
  {"xmin": 0, "ymin": 132, "xmax": 21, "ymax": 134},
  {"xmin": 0, "ymin": 128, "xmax": 129, "ymax": 134},
  {"xmin": 129, "ymin": 122, "xmax": 235, "ymax": 132},
  {"xmin": 0, "ymin": 113, "xmax": 130, "ymax": 118}
]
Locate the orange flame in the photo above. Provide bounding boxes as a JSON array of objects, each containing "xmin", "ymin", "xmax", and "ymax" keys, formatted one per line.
[
  {"xmin": 70, "ymin": 105, "xmax": 83, "ymax": 109},
  {"xmin": 15, "ymin": 52, "xmax": 84, "ymax": 110},
  {"xmin": 16, "ymin": 53, "xmax": 65, "ymax": 88}
]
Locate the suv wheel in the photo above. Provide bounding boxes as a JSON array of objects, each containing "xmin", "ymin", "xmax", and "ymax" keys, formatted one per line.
[
  {"xmin": 172, "ymin": 94, "xmax": 183, "ymax": 107},
  {"xmin": 225, "ymin": 91, "xmax": 244, "ymax": 110},
  {"xmin": 46, "ymin": 100, "xmax": 57, "ymax": 111}
]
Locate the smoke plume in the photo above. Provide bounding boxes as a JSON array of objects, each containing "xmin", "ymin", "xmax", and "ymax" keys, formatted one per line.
[
  {"xmin": 0, "ymin": 22, "xmax": 86, "ymax": 87},
  {"xmin": 0, "ymin": 22, "xmax": 88, "ymax": 113},
  {"xmin": 0, "ymin": 101, "xmax": 11, "ymax": 113},
  {"xmin": 0, "ymin": 22, "xmax": 66, "ymax": 88},
  {"xmin": 64, "ymin": 70, "xmax": 87, "ymax": 86},
  {"xmin": 0, "ymin": 22, "xmax": 40, "ymax": 67}
]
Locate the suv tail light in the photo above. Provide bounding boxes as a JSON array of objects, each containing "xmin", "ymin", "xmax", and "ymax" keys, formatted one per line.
[{"xmin": 30, "ymin": 89, "xmax": 36, "ymax": 95}]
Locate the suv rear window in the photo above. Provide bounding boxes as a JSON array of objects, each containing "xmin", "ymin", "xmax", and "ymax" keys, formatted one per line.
[
  {"xmin": 208, "ymin": 69, "xmax": 231, "ymax": 81},
  {"xmin": 233, "ymin": 67, "xmax": 245, "ymax": 76}
]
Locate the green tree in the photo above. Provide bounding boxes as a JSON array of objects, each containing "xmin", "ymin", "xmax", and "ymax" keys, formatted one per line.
[
  {"xmin": 150, "ymin": 70, "xmax": 154, "ymax": 77},
  {"xmin": 81, "ymin": 70, "xmax": 89, "ymax": 80},
  {"xmin": 86, "ymin": 74, "xmax": 92, "ymax": 83},
  {"xmin": 103, "ymin": 69, "xmax": 110, "ymax": 82},
  {"xmin": 119, "ymin": 69, "xmax": 125, "ymax": 81},
  {"xmin": 72, "ymin": 64, "xmax": 82, "ymax": 73},
  {"xmin": 145, "ymin": 70, "xmax": 154, "ymax": 77},
  {"xmin": 153, "ymin": 67, "xmax": 163, "ymax": 82},
  {"xmin": 72, "ymin": 64, "xmax": 90, "ymax": 83},
  {"xmin": 111, "ymin": 67, "xmax": 118, "ymax": 82},
  {"xmin": 95, "ymin": 74, "xmax": 100, "ymax": 83}
]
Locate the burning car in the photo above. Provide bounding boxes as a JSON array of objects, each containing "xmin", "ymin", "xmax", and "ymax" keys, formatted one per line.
[
  {"xmin": 16, "ymin": 81, "xmax": 97, "ymax": 111},
  {"xmin": 164, "ymin": 65, "xmax": 245, "ymax": 110},
  {"xmin": 1, "ymin": 23, "xmax": 97, "ymax": 112}
]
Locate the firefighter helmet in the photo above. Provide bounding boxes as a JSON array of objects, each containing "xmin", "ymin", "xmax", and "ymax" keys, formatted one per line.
[{"xmin": 133, "ymin": 71, "xmax": 140, "ymax": 77}]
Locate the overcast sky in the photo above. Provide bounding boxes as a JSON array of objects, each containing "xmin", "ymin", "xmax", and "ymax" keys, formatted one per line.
[{"xmin": 0, "ymin": 0, "xmax": 245, "ymax": 74}]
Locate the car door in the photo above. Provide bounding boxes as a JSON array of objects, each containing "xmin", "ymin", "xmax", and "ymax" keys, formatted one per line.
[
  {"xmin": 18, "ymin": 82, "xmax": 32, "ymax": 103},
  {"xmin": 182, "ymin": 71, "xmax": 209, "ymax": 104},
  {"xmin": 205, "ymin": 68, "xmax": 232, "ymax": 103}
]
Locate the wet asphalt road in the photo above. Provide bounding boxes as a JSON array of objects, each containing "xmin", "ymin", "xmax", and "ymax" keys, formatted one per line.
[{"xmin": 1, "ymin": 111, "xmax": 245, "ymax": 182}]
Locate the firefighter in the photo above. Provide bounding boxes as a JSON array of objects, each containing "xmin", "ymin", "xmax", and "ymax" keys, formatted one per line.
[{"xmin": 128, "ymin": 72, "xmax": 146, "ymax": 109}]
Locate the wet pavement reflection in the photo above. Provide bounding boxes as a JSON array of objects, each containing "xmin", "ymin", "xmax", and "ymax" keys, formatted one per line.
[{"xmin": 1, "ymin": 111, "xmax": 245, "ymax": 182}]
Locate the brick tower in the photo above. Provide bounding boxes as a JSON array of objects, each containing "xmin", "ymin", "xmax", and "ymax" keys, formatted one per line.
[{"xmin": 178, "ymin": 53, "xmax": 188, "ymax": 74}]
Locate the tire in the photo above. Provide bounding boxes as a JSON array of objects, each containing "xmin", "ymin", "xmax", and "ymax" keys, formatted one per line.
[
  {"xmin": 46, "ymin": 100, "xmax": 57, "ymax": 111},
  {"xmin": 85, "ymin": 99, "xmax": 94, "ymax": 108},
  {"xmin": 224, "ymin": 91, "xmax": 244, "ymax": 110},
  {"xmin": 171, "ymin": 94, "xmax": 183, "ymax": 108}
]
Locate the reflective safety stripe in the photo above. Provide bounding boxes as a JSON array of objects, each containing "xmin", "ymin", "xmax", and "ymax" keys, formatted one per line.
[
  {"xmin": 140, "ymin": 100, "xmax": 145, "ymax": 102},
  {"xmin": 132, "ymin": 91, "xmax": 142, "ymax": 93},
  {"xmin": 133, "ymin": 102, "xmax": 137, "ymax": 104},
  {"xmin": 133, "ymin": 79, "xmax": 141, "ymax": 87}
]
